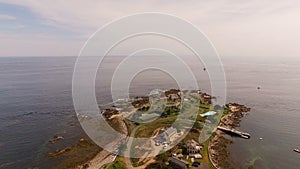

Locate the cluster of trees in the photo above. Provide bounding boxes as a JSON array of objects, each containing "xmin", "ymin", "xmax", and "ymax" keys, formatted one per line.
[{"xmin": 160, "ymin": 106, "xmax": 180, "ymax": 118}]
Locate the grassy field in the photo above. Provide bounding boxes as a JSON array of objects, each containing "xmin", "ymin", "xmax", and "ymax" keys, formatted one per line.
[
  {"xmin": 201, "ymin": 138, "xmax": 217, "ymax": 169},
  {"xmin": 134, "ymin": 116, "xmax": 177, "ymax": 138},
  {"xmin": 107, "ymin": 160, "xmax": 127, "ymax": 169},
  {"xmin": 103, "ymin": 157, "xmax": 127, "ymax": 169}
]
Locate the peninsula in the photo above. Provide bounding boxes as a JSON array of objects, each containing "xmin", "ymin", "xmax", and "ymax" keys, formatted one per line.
[{"xmin": 51, "ymin": 89, "xmax": 251, "ymax": 169}]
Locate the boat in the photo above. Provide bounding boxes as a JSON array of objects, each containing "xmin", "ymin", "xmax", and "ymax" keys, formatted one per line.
[
  {"xmin": 200, "ymin": 111, "xmax": 217, "ymax": 117},
  {"xmin": 293, "ymin": 148, "xmax": 300, "ymax": 153}
]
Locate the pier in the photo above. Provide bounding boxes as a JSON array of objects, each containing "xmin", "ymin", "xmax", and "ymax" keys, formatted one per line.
[{"xmin": 217, "ymin": 126, "xmax": 251, "ymax": 139}]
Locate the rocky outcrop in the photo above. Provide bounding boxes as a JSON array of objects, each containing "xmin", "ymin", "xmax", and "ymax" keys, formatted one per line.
[
  {"xmin": 102, "ymin": 109, "xmax": 119, "ymax": 119},
  {"xmin": 164, "ymin": 89, "xmax": 180, "ymax": 96},
  {"xmin": 209, "ymin": 132, "xmax": 234, "ymax": 169},
  {"xmin": 48, "ymin": 138, "xmax": 92, "ymax": 158},
  {"xmin": 49, "ymin": 135, "xmax": 64, "ymax": 144},
  {"xmin": 131, "ymin": 96, "xmax": 150, "ymax": 109},
  {"xmin": 209, "ymin": 103, "xmax": 251, "ymax": 169},
  {"xmin": 226, "ymin": 103, "xmax": 251, "ymax": 113},
  {"xmin": 48, "ymin": 146, "xmax": 72, "ymax": 158},
  {"xmin": 198, "ymin": 92, "xmax": 216, "ymax": 105},
  {"xmin": 165, "ymin": 89, "xmax": 181, "ymax": 102}
]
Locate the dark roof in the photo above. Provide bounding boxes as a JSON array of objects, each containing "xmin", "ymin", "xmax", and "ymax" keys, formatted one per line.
[
  {"xmin": 187, "ymin": 139, "xmax": 199, "ymax": 147},
  {"xmin": 169, "ymin": 157, "xmax": 189, "ymax": 169}
]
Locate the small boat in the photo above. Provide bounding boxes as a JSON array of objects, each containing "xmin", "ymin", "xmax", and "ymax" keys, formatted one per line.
[
  {"xmin": 200, "ymin": 111, "xmax": 217, "ymax": 117},
  {"xmin": 293, "ymin": 148, "xmax": 300, "ymax": 153}
]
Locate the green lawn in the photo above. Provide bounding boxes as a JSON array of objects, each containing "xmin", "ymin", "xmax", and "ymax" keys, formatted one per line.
[
  {"xmin": 106, "ymin": 159, "xmax": 127, "ymax": 169},
  {"xmin": 135, "ymin": 116, "xmax": 177, "ymax": 138}
]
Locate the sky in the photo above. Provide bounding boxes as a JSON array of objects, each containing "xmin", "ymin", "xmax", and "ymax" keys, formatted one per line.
[{"xmin": 0, "ymin": 0, "xmax": 300, "ymax": 58}]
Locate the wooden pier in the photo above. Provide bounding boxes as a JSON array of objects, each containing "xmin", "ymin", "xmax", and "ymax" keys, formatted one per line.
[{"xmin": 217, "ymin": 126, "xmax": 251, "ymax": 139}]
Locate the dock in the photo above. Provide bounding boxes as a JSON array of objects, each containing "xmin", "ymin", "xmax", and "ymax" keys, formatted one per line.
[{"xmin": 217, "ymin": 126, "xmax": 251, "ymax": 139}]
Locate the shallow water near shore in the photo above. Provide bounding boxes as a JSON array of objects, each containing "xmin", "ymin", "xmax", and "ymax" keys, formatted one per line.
[{"xmin": 0, "ymin": 56, "xmax": 300, "ymax": 168}]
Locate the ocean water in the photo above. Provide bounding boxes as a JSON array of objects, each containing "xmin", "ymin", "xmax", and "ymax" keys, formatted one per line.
[
  {"xmin": 0, "ymin": 57, "xmax": 86, "ymax": 169},
  {"xmin": 0, "ymin": 56, "xmax": 299, "ymax": 169},
  {"xmin": 224, "ymin": 57, "xmax": 300, "ymax": 169}
]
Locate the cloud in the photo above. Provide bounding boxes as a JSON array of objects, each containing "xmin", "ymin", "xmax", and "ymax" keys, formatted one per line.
[
  {"xmin": 0, "ymin": 14, "xmax": 16, "ymax": 20},
  {"xmin": 0, "ymin": 0, "xmax": 300, "ymax": 57},
  {"xmin": 2, "ymin": 0, "xmax": 284, "ymax": 33}
]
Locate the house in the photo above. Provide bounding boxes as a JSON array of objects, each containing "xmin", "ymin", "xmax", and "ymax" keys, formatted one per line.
[
  {"xmin": 154, "ymin": 127, "xmax": 177, "ymax": 144},
  {"xmin": 169, "ymin": 157, "xmax": 189, "ymax": 169},
  {"xmin": 186, "ymin": 139, "xmax": 203, "ymax": 159},
  {"xmin": 154, "ymin": 133, "xmax": 168, "ymax": 144}
]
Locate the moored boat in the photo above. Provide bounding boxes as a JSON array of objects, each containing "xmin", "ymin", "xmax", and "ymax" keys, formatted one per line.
[{"xmin": 293, "ymin": 148, "xmax": 300, "ymax": 153}]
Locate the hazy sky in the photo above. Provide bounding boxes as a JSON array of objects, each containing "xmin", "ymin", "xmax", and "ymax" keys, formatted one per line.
[{"xmin": 0, "ymin": 0, "xmax": 299, "ymax": 58}]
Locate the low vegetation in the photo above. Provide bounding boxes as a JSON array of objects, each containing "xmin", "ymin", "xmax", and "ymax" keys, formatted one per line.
[
  {"xmin": 107, "ymin": 160, "xmax": 127, "ymax": 169},
  {"xmin": 135, "ymin": 116, "xmax": 177, "ymax": 138}
]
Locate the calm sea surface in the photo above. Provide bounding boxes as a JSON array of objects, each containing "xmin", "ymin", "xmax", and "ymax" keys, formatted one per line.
[{"xmin": 0, "ymin": 56, "xmax": 299, "ymax": 169}]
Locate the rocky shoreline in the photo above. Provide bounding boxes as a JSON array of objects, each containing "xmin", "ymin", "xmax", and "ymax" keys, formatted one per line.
[
  {"xmin": 209, "ymin": 103, "xmax": 251, "ymax": 169},
  {"xmin": 48, "ymin": 137, "xmax": 102, "ymax": 169},
  {"xmin": 51, "ymin": 89, "xmax": 252, "ymax": 169}
]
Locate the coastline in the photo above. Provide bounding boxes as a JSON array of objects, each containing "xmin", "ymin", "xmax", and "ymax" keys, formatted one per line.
[
  {"xmin": 208, "ymin": 103, "xmax": 251, "ymax": 169},
  {"xmin": 53, "ymin": 90, "xmax": 252, "ymax": 169},
  {"xmin": 75, "ymin": 150, "xmax": 115, "ymax": 169}
]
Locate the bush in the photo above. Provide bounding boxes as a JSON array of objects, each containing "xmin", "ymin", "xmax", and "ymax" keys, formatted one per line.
[
  {"xmin": 108, "ymin": 160, "xmax": 126, "ymax": 169},
  {"xmin": 157, "ymin": 152, "xmax": 168, "ymax": 162}
]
